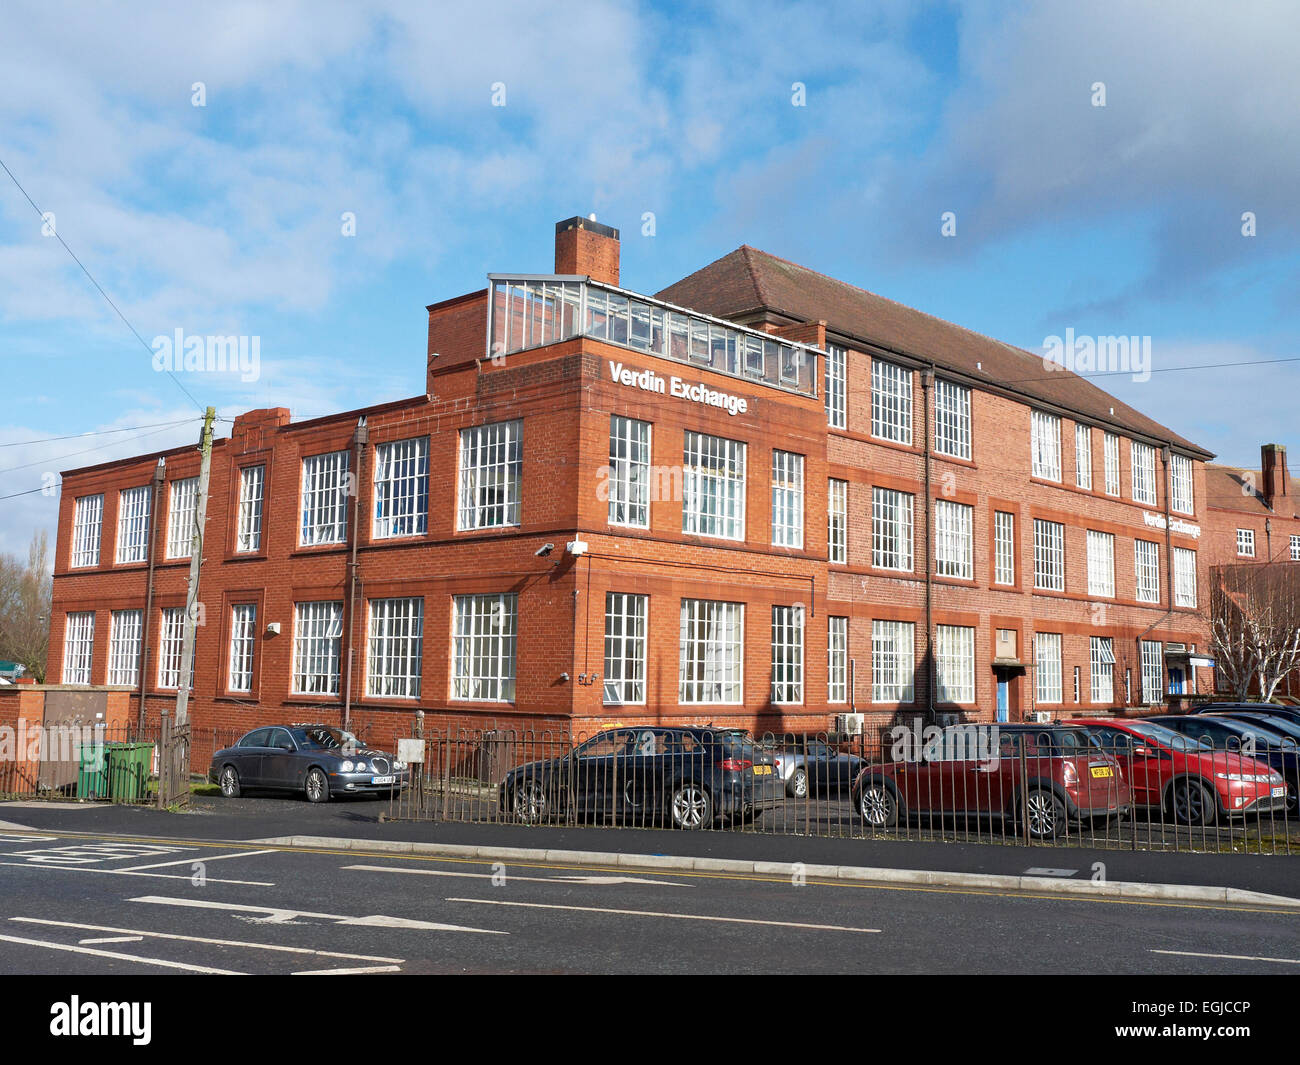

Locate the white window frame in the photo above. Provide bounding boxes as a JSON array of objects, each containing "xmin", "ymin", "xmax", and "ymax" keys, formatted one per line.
[
  {"xmin": 1033, "ymin": 519, "xmax": 1065, "ymax": 592},
  {"xmin": 871, "ymin": 358, "xmax": 912, "ymax": 444},
  {"xmin": 608, "ymin": 416, "xmax": 651, "ymax": 528},
  {"xmin": 1035, "ymin": 632, "xmax": 1062, "ymax": 704},
  {"xmin": 452, "ymin": 593, "xmax": 518, "ymax": 702},
  {"xmin": 1141, "ymin": 640, "xmax": 1163, "ymax": 703},
  {"xmin": 292, "ymin": 601, "xmax": 343, "ymax": 695},
  {"xmin": 871, "ymin": 620, "xmax": 914, "ymax": 704},
  {"xmin": 872, "ymin": 487, "xmax": 913, "ymax": 571},
  {"xmin": 771, "ymin": 451, "xmax": 804, "ymax": 549},
  {"xmin": 1075, "ymin": 424, "xmax": 1092, "ymax": 490},
  {"xmin": 994, "ymin": 511, "xmax": 1015, "ymax": 586},
  {"xmin": 166, "ymin": 477, "xmax": 199, "ymax": 559},
  {"xmin": 1237, "ymin": 528, "xmax": 1255, "ymax": 557},
  {"xmin": 1103, "ymin": 433, "xmax": 1121, "ymax": 496},
  {"xmin": 236, "ymin": 465, "xmax": 265, "ymax": 553},
  {"xmin": 1086, "ymin": 530, "xmax": 1115, "ymax": 598},
  {"xmin": 1135, "ymin": 539, "xmax": 1161, "ymax": 604},
  {"xmin": 1031, "ymin": 411, "xmax": 1061, "ymax": 482},
  {"xmin": 604, "ymin": 592, "xmax": 647, "ymax": 705},
  {"xmin": 1174, "ymin": 547, "xmax": 1197, "ymax": 608},
  {"xmin": 682, "ymin": 431, "xmax": 746, "ymax": 541},
  {"xmin": 458, "ymin": 421, "xmax": 523, "ymax": 531},
  {"xmin": 771, "ymin": 605, "xmax": 804, "ymax": 704},
  {"xmin": 1090, "ymin": 636, "xmax": 1115, "ymax": 705},
  {"xmin": 933, "ymin": 379, "xmax": 971, "ymax": 460},
  {"xmin": 828, "ymin": 479, "xmax": 847, "ymax": 564},
  {"xmin": 157, "ymin": 606, "xmax": 189, "ymax": 690},
  {"xmin": 366, "ymin": 597, "xmax": 424, "ymax": 698},
  {"xmin": 373, "ymin": 437, "xmax": 429, "ymax": 539},
  {"xmin": 62, "ymin": 611, "xmax": 95, "ymax": 685},
  {"xmin": 300, "ymin": 451, "xmax": 350, "ymax": 546},
  {"xmin": 828, "ymin": 616, "xmax": 848, "ymax": 704},
  {"xmin": 1131, "ymin": 441, "xmax": 1156, "ymax": 506},
  {"xmin": 934, "ymin": 500, "xmax": 973, "ymax": 579},
  {"xmin": 1291, "ymin": 535, "xmax": 1300, "ymax": 562},
  {"xmin": 108, "ymin": 609, "xmax": 142, "ymax": 687},
  {"xmin": 115, "ymin": 485, "xmax": 151, "ymax": 564},
  {"xmin": 935, "ymin": 625, "xmax": 975, "ymax": 704},
  {"xmin": 72, "ymin": 495, "xmax": 103, "ymax": 568},
  {"xmin": 825, "ymin": 343, "xmax": 846, "ymax": 430},
  {"xmin": 678, "ymin": 599, "xmax": 744, "ymax": 704},
  {"xmin": 228, "ymin": 604, "xmax": 256, "ymax": 693},
  {"xmin": 1169, "ymin": 453, "xmax": 1194, "ymax": 515}
]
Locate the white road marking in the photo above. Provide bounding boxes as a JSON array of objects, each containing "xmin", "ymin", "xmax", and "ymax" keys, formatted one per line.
[
  {"xmin": 129, "ymin": 895, "xmax": 507, "ymax": 934},
  {"xmin": 115, "ymin": 849, "xmax": 275, "ymax": 872},
  {"xmin": 446, "ymin": 897, "xmax": 882, "ymax": 933},
  {"xmin": 0, "ymin": 831, "xmax": 56, "ymax": 840},
  {"xmin": 1024, "ymin": 868, "xmax": 1078, "ymax": 877},
  {"xmin": 79, "ymin": 936, "xmax": 144, "ymax": 945},
  {"xmin": 0, "ymin": 862, "xmax": 272, "ymax": 886},
  {"xmin": 13, "ymin": 918, "xmax": 403, "ymax": 963},
  {"xmin": 0, "ymin": 932, "xmax": 243, "ymax": 974},
  {"xmin": 1151, "ymin": 949, "xmax": 1300, "ymax": 966},
  {"xmin": 344, "ymin": 864, "xmax": 689, "ymax": 888},
  {"xmin": 292, "ymin": 965, "xmax": 402, "ymax": 976}
]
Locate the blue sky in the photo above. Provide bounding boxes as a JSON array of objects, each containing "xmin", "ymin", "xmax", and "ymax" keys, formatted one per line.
[{"xmin": 2, "ymin": 0, "xmax": 1298, "ymax": 555}]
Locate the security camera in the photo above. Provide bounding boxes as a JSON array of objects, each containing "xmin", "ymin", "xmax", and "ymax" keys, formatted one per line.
[{"xmin": 536, "ymin": 543, "xmax": 555, "ymax": 557}]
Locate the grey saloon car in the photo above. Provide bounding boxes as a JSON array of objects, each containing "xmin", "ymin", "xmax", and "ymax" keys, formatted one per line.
[{"xmin": 208, "ymin": 725, "xmax": 410, "ymax": 802}]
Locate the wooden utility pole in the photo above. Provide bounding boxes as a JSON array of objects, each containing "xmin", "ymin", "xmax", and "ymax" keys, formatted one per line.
[{"xmin": 175, "ymin": 406, "xmax": 216, "ymax": 727}]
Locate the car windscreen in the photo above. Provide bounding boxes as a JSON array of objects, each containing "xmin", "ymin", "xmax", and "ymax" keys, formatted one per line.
[
  {"xmin": 298, "ymin": 727, "xmax": 360, "ymax": 750},
  {"xmin": 718, "ymin": 735, "xmax": 765, "ymax": 760},
  {"xmin": 1123, "ymin": 720, "xmax": 1196, "ymax": 750}
]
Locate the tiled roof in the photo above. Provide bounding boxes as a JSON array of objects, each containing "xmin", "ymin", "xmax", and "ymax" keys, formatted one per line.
[
  {"xmin": 1205, "ymin": 463, "xmax": 1296, "ymax": 516},
  {"xmin": 656, "ymin": 245, "xmax": 1212, "ymax": 457}
]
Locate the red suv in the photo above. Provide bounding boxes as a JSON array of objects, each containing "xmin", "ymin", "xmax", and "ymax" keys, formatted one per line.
[
  {"xmin": 850, "ymin": 724, "xmax": 1129, "ymax": 839},
  {"xmin": 1066, "ymin": 718, "xmax": 1288, "ymax": 826}
]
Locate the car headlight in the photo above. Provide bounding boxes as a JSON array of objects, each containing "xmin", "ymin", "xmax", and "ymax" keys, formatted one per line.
[
  {"xmin": 355, "ymin": 761, "xmax": 367, "ymax": 772},
  {"xmin": 340, "ymin": 760, "xmax": 354, "ymax": 772},
  {"xmin": 1215, "ymin": 772, "xmax": 1274, "ymax": 782}
]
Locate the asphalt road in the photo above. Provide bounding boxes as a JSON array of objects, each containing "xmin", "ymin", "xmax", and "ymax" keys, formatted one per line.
[{"xmin": 0, "ymin": 825, "xmax": 1296, "ymax": 975}]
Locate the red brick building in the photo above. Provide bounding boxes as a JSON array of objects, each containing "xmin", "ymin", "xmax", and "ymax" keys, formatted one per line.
[{"xmin": 47, "ymin": 217, "xmax": 1218, "ymax": 750}]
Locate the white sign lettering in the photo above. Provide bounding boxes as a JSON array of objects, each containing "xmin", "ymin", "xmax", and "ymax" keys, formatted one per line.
[
  {"xmin": 608, "ymin": 361, "xmax": 749, "ymax": 416},
  {"xmin": 1142, "ymin": 511, "xmax": 1200, "ymax": 538}
]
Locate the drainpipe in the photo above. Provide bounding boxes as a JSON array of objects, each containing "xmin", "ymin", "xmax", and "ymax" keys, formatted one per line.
[
  {"xmin": 921, "ymin": 366, "xmax": 934, "ymax": 720},
  {"xmin": 137, "ymin": 458, "xmax": 165, "ymax": 730},
  {"xmin": 343, "ymin": 416, "xmax": 368, "ymax": 732}
]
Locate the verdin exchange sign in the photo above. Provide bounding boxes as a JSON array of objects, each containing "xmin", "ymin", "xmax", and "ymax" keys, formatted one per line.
[{"xmin": 607, "ymin": 360, "xmax": 749, "ymax": 416}]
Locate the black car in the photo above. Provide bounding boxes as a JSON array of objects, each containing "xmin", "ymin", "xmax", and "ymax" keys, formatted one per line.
[
  {"xmin": 1150, "ymin": 714, "xmax": 1299, "ymax": 816},
  {"xmin": 766, "ymin": 735, "xmax": 865, "ymax": 798},
  {"xmin": 500, "ymin": 726, "xmax": 783, "ymax": 829},
  {"xmin": 1191, "ymin": 703, "xmax": 1300, "ymax": 727},
  {"xmin": 208, "ymin": 725, "xmax": 410, "ymax": 803}
]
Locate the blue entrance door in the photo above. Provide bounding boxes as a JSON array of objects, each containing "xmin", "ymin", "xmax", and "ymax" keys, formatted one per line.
[
  {"xmin": 1168, "ymin": 667, "xmax": 1185, "ymax": 695},
  {"xmin": 996, "ymin": 676, "xmax": 1009, "ymax": 722}
]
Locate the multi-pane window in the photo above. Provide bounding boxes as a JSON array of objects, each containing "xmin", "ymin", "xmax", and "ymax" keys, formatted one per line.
[
  {"xmin": 373, "ymin": 437, "xmax": 429, "ymax": 539},
  {"xmin": 1086, "ymin": 530, "xmax": 1115, "ymax": 598},
  {"xmin": 452, "ymin": 593, "xmax": 517, "ymax": 701},
  {"xmin": 1131, "ymin": 441, "xmax": 1156, "ymax": 505},
  {"xmin": 1103, "ymin": 433, "xmax": 1121, "ymax": 495},
  {"xmin": 824, "ymin": 343, "xmax": 846, "ymax": 429},
  {"xmin": 157, "ymin": 607, "xmax": 188, "ymax": 690},
  {"xmin": 994, "ymin": 511, "xmax": 1015, "ymax": 585},
  {"xmin": 1141, "ymin": 640, "xmax": 1163, "ymax": 703},
  {"xmin": 1035, "ymin": 633, "xmax": 1062, "ymax": 704},
  {"xmin": 770, "ymin": 451, "xmax": 804, "ymax": 548},
  {"xmin": 228, "ymin": 604, "xmax": 256, "ymax": 693},
  {"xmin": 458, "ymin": 421, "xmax": 523, "ymax": 530},
  {"xmin": 1174, "ymin": 547, "xmax": 1197, "ymax": 608},
  {"xmin": 300, "ymin": 451, "xmax": 350, "ymax": 546},
  {"xmin": 608, "ymin": 416, "xmax": 651, "ymax": 528},
  {"xmin": 934, "ymin": 500, "xmax": 973, "ymax": 579},
  {"xmin": 828, "ymin": 479, "xmax": 847, "ymax": 564},
  {"xmin": 933, "ymin": 379, "xmax": 971, "ymax": 460},
  {"xmin": 828, "ymin": 616, "xmax": 848, "ymax": 703},
  {"xmin": 1292, "ymin": 535, "xmax": 1300, "ymax": 562},
  {"xmin": 292, "ymin": 601, "xmax": 343, "ymax": 695},
  {"xmin": 771, "ymin": 606, "xmax": 804, "ymax": 704},
  {"xmin": 62, "ymin": 611, "xmax": 95, "ymax": 685},
  {"xmin": 1237, "ymin": 528, "xmax": 1255, "ymax": 557},
  {"xmin": 872, "ymin": 487, "xmax": 913, "ymax": 571},
  {"xmin": 682, "ymin": 431, "xmax": 746, "ymax": 540},
  {"xmin": 678, "ymin": 600, "xmax": 744, "ymax": 704},
  {"xmin": 1033, "ymin": 519, "xmax": 1065, "ymax": 591},
  {"xmin": 935, "ymin": 625, "xmax": 975, "ymax": 703},
  {"xmin": 72, "ymin": 495, "xmax": 103, "ymax": 568},
  {"xmin": 166, "ymin": 477, "xmax": 199, "ymax": 559},
  {"xmin": 236, "ymin": 465, "xmax": 265, "ymax": 553},
  {"xmin": 116, "ymin": 485, "xmax": 151, "ymax": 563},
  {"xmin": 1090, "ymin": 636, "xmax": 1115, "ymax": 704},
  {"xmin": 604, "ymin": 593, "xmax": 647, "ymax": 705},
  {"xmin": 871, "ymin": 620, "xmax": 914, "ymax": 704},
  {"xmin": 1075, "ymin": 425, "xmax": 1092, "ymax": 489},
  {"xmin": 366, "ymin": 597, "xmax": 424, "ymax": 698},
  {"xmin": 1169, "ymin": 453, "xmax": 1194, "ymax": 515},
  {"xmin": 871, "ymin": 358, "xmax": 912, "ymax": 444},
  {"xmin": 1031, "ymin": 411, "xmax": 1061, "ymax": 481},
  {"xmin": 108, "ymin": 609, "xmax": 142, "ymax": 687},
  {"xmin": 1135, "ymin": 539, "xmax": 1161, "ymax": 603}
]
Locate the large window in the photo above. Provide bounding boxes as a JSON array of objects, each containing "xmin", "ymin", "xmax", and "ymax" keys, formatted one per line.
[
  {"xmin": 1090, "ymin": 636, "xmax": 1114, "ymax": 704},
  {"xmin": 771, "ymin": 605, "xmax": 804, "ymax": 704},
  {"xmin": 236, "ymin": 465, "xmax": 264, "ymax": 553},
  {"xmin": 828, "ymin": 616, "xmax": 848, "ymax": 703},
  {"xmin": 458, "ymin": 421, "xmax": 523, "ymax": 530},
  {"xmin": 871, "ymin": 620, "xmax": 914, "ymax": 704},
  {"xmin": 157, "ymin": 606, "xmax": 188, "ymax": 690},
  {"xmin": 116, "ymin": 485, "xmax": 151, "ymax": 563},
  {"xmin": 994, "ymin": 511, "xmax": 1015, "ymax": 585},
  {"xmin": 933, "ymin": 379, "xmax": 971, "ymax": 460},
  {"xmin": 825, "ymin": 343, "xmax": 846, "ymax": 429},
  {"xmin": 1031, "ymin": 411, "xmax": 1061, "ymax": 482},
  {"xmin": 1075, "ymin": 425, "xmax": 1092, "ymax": 489},
  {"xmin": 682, "ymin": 431, "xmax": 746, "ymax": 540},
  {"xmin": 1035, "ymin": 632, "xmax": 1062, "ymax": 704},
  {"xmin": 935, "ymin": 625, "xmax": 975, "ymax": 703},
  {"xmin": 366, "ymin": 598, "xmax": 423, "ymax": 698},
  {"xmin": 608, "ymin": 416, "xmax": 651, "ymax": 528},
  {"xmin": 1169, "ymin": 453, "xmax": 1194, "ymax": 515},
  {"xmin": 678, "ymin": 599, "xmax": 743, "ymax": 704},
  {"xmin": 1131, "ymin": 441, "xmax": 1156, "ymax": 505},
  {"xmin": 1033, "ymin": 519, "xmax": 1065, "ymax": 591},
  {"xmin": 1135, "ymin": 539, "xmax": 1161, "ymax": 603},
  {"xmin": 771, "ymin": 451, "xmax": 804, "ymax": 548},
  {"xmin": 292, "ymin": 601, "xmax": 343, "ymax": 695},
  {"xmin": 373, "ymin": 437, "xmax": 429, "ymax": 539},
  {"xmin": 108, "ymin": 609, "xmax": 142, "ymax": 687},
  {"xmin": 452, "ymin": 593, "xmax": 517, "ymax": 702},
  {"xmin": 871, "ymin": 359, "xmax": 912, "ymax": 444},
  {"xmin": 228, "ymin": 604, "xmax": 256, "ymax": 693},
  {"xmin": 828, "ymin": 479, "xmax": 847, "ymax": 564},
  {"xmin": 300, "ymin": 451, "xmax": 350, "ymax": 546},
  {"xmin": 604, "ymin": 593, "xmax": 647, "ymax": 705},
  {"xmin": 934, "ymin": 500, "xmax": 973, "ymax": 579},
  {"xmin": 872, "ymin": 487, "xmax": 913, "ymax": 571},
  {"xmin": 1140, "ymin": 640, "xmax": 1163, "ymax": 703},
  {"xmin": 1291, "ymin": 535, "xmax": 1300, "ymax": 562},
  {"xmin": 166, "ymin": 477, "xmax": 199, "ymax": 559},
  {"xmin": 1103, "ymin": 433, "xmax": 1121, "ymax": 496},
  {"xmin": 1086, "ymin": 530, "xmax": 1115, "ymax": 598},
  {"xmin": 1174, "ymin": 547, "xmax": 1197, "ymax": 608},
  {"xmin": 62, "ymin": 611, "xmax": 95, "ymax": 685},
  {"xmin": 1237, "ymin": 528, "xmax": 1255, "ymax": 557},
  {"xmin": 72, "ymin": 495, "xmax": 103, "ymax": 568}
]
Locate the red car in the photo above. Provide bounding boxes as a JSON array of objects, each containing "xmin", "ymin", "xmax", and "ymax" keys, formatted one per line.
[
  {"xmin": 850, "ymin": 724, "xmax": 1128, "ymax": 840},
  {"xmin": 1066, "ymin": 718, "xmax": 1288, "ymax": 826}
]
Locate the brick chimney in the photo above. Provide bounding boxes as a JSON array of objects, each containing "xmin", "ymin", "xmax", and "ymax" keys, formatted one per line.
[
  {"xmin": 555, "ymin": 216, "xmax": 619, "ymax": 286},
  {"xmin": 1261, "ymin": 443, "xmax": 1293, "ymax": 516},
  {"xmin": 232, "ymin": 407, "xmax": 291, "ymax": 453}
]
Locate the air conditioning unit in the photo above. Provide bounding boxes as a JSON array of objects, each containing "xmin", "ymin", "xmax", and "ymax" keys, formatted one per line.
[
  {"xmin": 835, "ymin": 713, "xmax": 865, "ymax": 735},
  {"xmin": 1029, "ymin": 712, "xmax": 1052, "ymax": 723},
  {"xmin": 934, "ymin": 713, "xmax": 960, "ymax": 728}
]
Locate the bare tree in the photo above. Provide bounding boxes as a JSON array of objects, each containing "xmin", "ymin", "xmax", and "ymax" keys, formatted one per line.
[
  {"xmin": 0, "ymin": 530, "xmax": 52, "ymax": 682},
  {"xmin": 1208, "ymin": 562, "xmax": 1300, "ymax": 702}
]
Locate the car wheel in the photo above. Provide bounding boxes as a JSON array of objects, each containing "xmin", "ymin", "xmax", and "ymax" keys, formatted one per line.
[
  {"xmin": 512, "ymin": 781, "xmax": 549, "ymax": 824},
  {"xmin": 1286, "ymin": 776, "xmax": 1298, "ymax": 818},
  {"xmin": 788, "ymin": 767, "xmax": 809, "ymax": 799},
  {"xmin": 670, "ymin": 784, "xmax": 712, "ymax": 830},
  {"xmin": 1170, "ymin": 779, "xmax": 1216, "ymax": 826},
  {"xmin": 219, "ymin": 765, "xmax": 240, "ymax": 799},
  {"xmin": 858, "ymin": 781, "xmax": 899, "ymax": 828},
  {"xmin": 1024, "ymin": 789, "xmax": 1067, "ymax": 839},
  {"xmin": 305, "ymin": 767, "xmax": 330, "ymax": 804}
]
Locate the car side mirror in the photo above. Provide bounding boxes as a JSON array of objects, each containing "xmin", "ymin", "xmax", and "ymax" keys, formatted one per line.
[{"xmin": 1132, "ymin": 745, "xmax": 1150, "ymax": 758}]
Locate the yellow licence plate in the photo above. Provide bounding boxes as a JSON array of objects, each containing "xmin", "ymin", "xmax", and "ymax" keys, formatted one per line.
[
  {"xmin": 1090, "ymin": 766, "xmax": 1114, "ymax": 778},
  {"xmin": 753, "ymin": 765, "xmax": 772, "ymax": 776}
]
